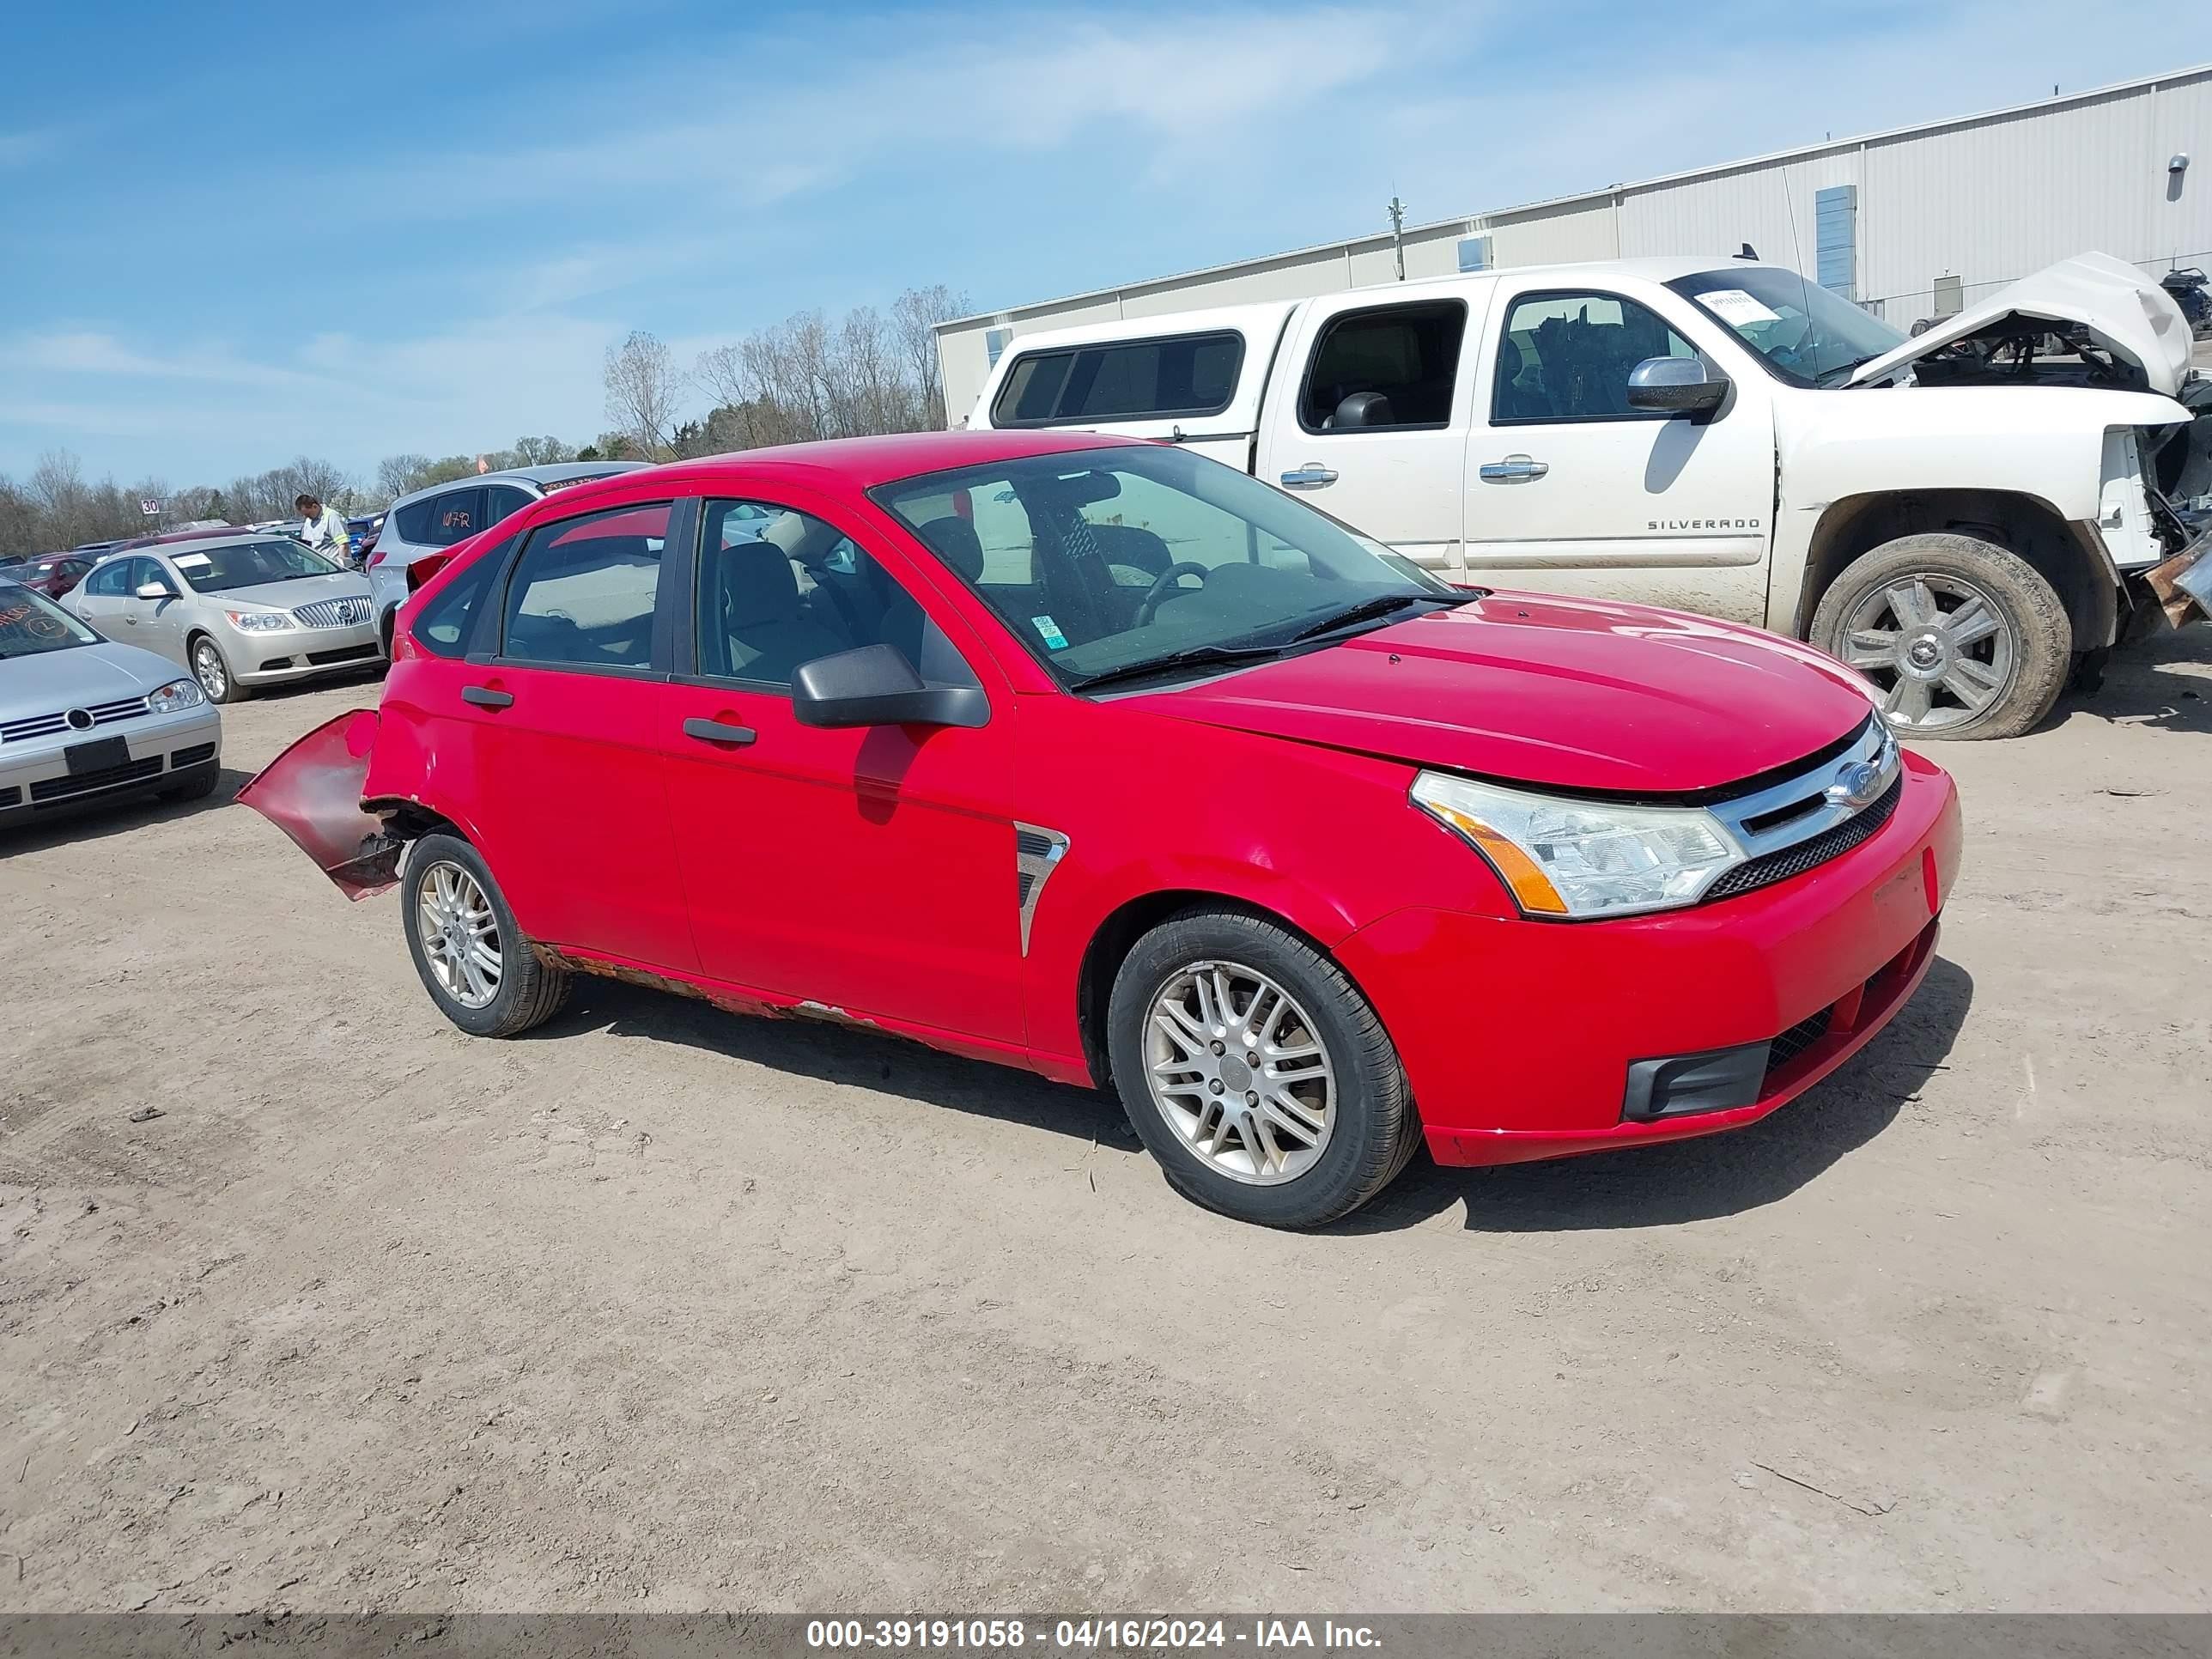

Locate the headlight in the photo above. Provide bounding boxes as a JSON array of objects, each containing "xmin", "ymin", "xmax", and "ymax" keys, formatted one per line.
[
  {"xmin": 145, "ymin": 678, "xmax": 206, "ymax": 714},
  {"xmin": 225, "ymin": 608, "xmax": 292, "ymax": 632},
  {"xmin": 1410, "ymin": 771, "xmax": 1747, "ymax": 919}
]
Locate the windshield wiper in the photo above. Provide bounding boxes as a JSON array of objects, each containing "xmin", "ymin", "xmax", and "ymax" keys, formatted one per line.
[
  {"xmin": 1815, "ymin": 353, "xmax": 1885, "ymax": 388},
  {"xmin": 1068, "ymin": 641, "xmax": 1288, "ymax": 694},
  {"xmin": 1284, "ymin": 592, "xmax": 1451, "ymax": 643}
]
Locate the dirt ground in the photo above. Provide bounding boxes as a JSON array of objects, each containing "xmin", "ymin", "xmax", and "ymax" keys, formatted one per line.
[{"xmin": 3, "ymin": 629, "xmax": 2209, "ymax": 1616}]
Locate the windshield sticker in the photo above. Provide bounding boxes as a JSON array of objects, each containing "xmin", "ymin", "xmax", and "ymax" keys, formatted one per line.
[
  {"xmin": 1698, "ymin": 288, "xmax": 1783, "ymax": 328},
  {"xmin": 173, "ymin": 553, "xmax": 213, "ymax": 569},
  {"xmin": 1031, "ymin": 614, "xmax": 1069, "ymax": 651}
]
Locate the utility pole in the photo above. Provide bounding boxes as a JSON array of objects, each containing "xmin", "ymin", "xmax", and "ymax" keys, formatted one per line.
[{"xmin": 1388, "ymin": 196, "xmax": 1407, "ymax": 281}]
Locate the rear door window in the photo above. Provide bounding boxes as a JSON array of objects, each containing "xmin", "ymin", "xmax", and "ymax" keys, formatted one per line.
[
  {"xmin": 483, "ymin": 485, "xmax": 532, "ymax": 527},
  {"xmin": 994, "ymin": 332, "xmax": 1243, "ymax": 426},
  {"xmin": 500, "ymin": 502, "xmax": 670, "ymax": 671},
  {"xmin": 1298, "ymin": 301, "xmax": 1467, "ymax": 432}
]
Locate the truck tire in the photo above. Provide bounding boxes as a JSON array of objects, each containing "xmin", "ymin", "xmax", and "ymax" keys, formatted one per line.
[{"xmin": 1809, "ymin": 533, "xmax": 2071, "ymax": 740}]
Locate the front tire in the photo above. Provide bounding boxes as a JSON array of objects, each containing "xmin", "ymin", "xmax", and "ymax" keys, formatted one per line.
[
  {"xmin": 1809, "ymin": 532, "xmax": 2070, "ymax": 740},
  {"xmin": 401, "ymin": 833, "xmax": 569, "ymax": 1037},
  {"xmin": 1107, "ymin": 908, "xmax": 1419, "ymax": 1228},
  {"xmin": 190, "ymin": 635, "xmax": 252, "ymax": 705}
]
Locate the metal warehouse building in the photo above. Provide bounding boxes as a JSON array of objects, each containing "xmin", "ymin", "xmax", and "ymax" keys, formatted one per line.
[{"xmin": 937, "ymin": 63, "xmax": 2211, "ymax": 421}]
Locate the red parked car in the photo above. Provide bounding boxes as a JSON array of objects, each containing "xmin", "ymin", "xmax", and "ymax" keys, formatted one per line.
[
  {"xmin": 244, "ymin": 431, "xmax": 1961, "ymax": 1227},
  {"xmin": 8, "ymin": 552, "xmax": 95, "ymax": 599}
]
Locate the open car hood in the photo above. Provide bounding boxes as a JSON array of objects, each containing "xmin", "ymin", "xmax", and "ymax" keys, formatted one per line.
[{"xmin": 1849, "ymin": 252, "xmax": 2194, "ymax": 397}]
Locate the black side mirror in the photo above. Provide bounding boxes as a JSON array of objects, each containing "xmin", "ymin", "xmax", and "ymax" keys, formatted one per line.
[
  {"xmin": 791, "ymin": 643, "xmax": 988, "ymax": 730},
  {"xmin": 1626, "ymin": 356, "xmax": 1729, "ymax": 416}
]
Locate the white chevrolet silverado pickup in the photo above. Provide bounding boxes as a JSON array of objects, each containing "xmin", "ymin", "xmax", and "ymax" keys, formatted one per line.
[{"xmin": 962, "ymin": 252, "xmax": 2211, "ymax": 738}]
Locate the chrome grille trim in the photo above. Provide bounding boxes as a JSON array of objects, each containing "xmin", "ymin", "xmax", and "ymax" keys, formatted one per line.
[
  {"xmin": 292, "ymin": 596, "xmax": 372, "ymax": 629},
  {"xmin": 1013, "ymin": 822, "xmax": 1070, "ymax": 957},
  {"xmin": 1707, "ymin": 716, "xmax": 1900, "ymax": 861},
  {"xmin": 1699, "ymin": 716, "xmax": 1902, "ymax": 902},
  {"xmin": 1, "ymin": 695, "xmax": 150, "ymax": 744}
]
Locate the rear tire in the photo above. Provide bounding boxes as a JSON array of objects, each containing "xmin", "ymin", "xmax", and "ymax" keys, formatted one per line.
[
  {"xmin": 1809, "ymin": 532, "xmax": 2070, "ymax": 740},
  {"xmin": 1107, "ymin": 908, "xmax": 1419, "ymax": 1229},
  {"xmin": 401, "ymin": 833, "xmax": 569, "ymax": 1037}
]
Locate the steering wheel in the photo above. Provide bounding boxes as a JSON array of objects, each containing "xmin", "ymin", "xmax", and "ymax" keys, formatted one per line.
[{"xmin": 1133, "ymin": 562, "xmax": 1213, "ymax": 626}]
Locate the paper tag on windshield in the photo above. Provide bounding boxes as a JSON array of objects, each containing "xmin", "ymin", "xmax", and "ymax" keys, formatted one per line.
[
  {"xmin": 173, "ymin": 553, "xmax": 212, "ymax": 568},
  {"xmin": 1698, "ymin": 288, "xmax": 1782, "ymax": 327},
  {"xmin": 1031, "ymin": 614, "xmax": 1069, "ymax": 650}
]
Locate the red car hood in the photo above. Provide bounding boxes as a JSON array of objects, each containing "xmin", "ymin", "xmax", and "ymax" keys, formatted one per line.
[{"xmin": 1121, "ymin": 592, "xmax": 1880, "ymax": 794}]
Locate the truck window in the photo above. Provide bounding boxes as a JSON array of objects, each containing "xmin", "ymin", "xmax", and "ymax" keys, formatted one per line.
[
  {"xmin": 994, "ymin": 332, "xmax": 1243, "ymax": 426},
  {"xmin": 1298, "ymin": 301, "xmax": 1466, "ymax": 433},
  {"xmin": 1492, "ymin": 291, "xmax": 1696, "ymax": 423}
]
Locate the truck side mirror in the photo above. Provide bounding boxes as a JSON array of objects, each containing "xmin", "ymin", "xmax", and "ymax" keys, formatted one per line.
[
  {"xmin": 791, "ymin": 643, "xmax": 988, "ymax": 730},
  {"xmin": 1626, "ymin": 357, "xmax": 1729, "ymax": 416}
]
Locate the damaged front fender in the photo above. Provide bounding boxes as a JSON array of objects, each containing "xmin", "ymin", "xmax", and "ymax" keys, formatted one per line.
[{"xmin": 234, "ymin": 709, "xmax": 402, "ymax": 899}]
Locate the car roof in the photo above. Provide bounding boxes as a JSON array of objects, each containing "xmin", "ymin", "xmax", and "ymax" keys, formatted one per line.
[
  {"xmin": 610, "ymin": 429, "xmax": 1147, "ymax": 495},
  {"xmin": 112, "ymin": 522, "xmax": 258, "ymax": 551}
]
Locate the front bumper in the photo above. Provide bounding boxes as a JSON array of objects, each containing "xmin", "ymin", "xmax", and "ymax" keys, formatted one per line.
[
  {"xmin": 0, "ymin": 705, "xmax": 223, "ymax": 826},
  {"xmin": 1334, "ymin": 750, "xmax": 1963, "ymax": 1167},
  {"xmin": 230, "ymin": 619, "xmax": 383, "ymax": 685}
]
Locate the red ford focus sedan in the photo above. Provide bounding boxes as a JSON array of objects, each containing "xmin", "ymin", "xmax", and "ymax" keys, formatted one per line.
[{"xmin": 246, "ymin": 431, "xmax": 1960, "ymax": 1227}]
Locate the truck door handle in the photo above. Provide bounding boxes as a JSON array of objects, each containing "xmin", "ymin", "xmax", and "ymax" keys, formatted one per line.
[
  {"xmin": 461, "ymin": 685, "xmax": 514, "ymax": 708},
  {"xmin": 682, "ymin": 717, "xmax": 757, "ymax": 746},
  {"xmin": 1279, "ymin": 464, "xmax": 1340, "ymax": 489},
  {"xmin": 1479, "ymin": 455, "xmax": 1550, "ymax": 482}
]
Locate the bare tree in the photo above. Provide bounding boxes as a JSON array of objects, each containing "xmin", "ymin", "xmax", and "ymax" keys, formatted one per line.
[
  {"xmin": 378, "ymin": 453, "xmax": 434, "ymax": 498},
  {"xmin": 603, "ymin": 331, "xmax": 679, "ymax": 461},
  {"xmin": 892, "ymin": 284, "xmax": 969, "ymax": 428}
]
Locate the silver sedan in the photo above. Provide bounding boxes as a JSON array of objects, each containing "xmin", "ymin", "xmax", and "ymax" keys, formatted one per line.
[
  {"xmin": 67, "ymin": 536, "xmax": 380, "ymax": 703},
  {"xmin": 0, "ymin": 579, "xmax": 222, "ymax": 828}
]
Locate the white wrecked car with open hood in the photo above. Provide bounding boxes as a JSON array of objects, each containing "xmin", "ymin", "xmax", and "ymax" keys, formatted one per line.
[{"xmin": 962, "ymin": 250, "xmax": 2211, "ymax": 738}]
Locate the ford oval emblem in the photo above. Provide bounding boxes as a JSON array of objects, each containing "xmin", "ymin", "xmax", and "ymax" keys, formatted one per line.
[{"xmin": 1826, "ymin": 760, "xmax": 1885, "ymax": 809}]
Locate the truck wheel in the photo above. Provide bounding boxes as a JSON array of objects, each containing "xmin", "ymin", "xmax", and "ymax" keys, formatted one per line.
[
  {"xmin": 1810, "ymin": 533, "xmax": 2070, "ymax": 740},
  {"xmin": 401, "ymin": 833, "xmax": 570, "ymax": 1037},
  {"xmin": 1107, "ymin": 908, "xmax": 1419, "ymax": 1229}
]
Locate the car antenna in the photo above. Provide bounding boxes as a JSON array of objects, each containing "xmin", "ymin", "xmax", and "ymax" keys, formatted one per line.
[{"xmin": 1735, "ymin": 243, "xmax": 1759, "ymax": 260}]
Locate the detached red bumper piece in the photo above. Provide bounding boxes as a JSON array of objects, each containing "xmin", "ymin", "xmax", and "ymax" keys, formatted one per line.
[
  {"xmin": 1338, "ymin": 751, "xmax": 1962, "ymax": 1167},
  {"xmin": 234, "ymin": 709, "xmax": 399, "ymax": 900}
]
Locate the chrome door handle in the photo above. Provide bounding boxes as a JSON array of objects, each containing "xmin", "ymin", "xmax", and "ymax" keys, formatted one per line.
[
  {"xmin": 1479, "ymin": 455, "xmax": 1549, "ymax": 482},
  {"xmin": 461, "ymin": 685, "xmax": 514, "ymax": 709},
  {"xmin": 1279, "ymin": 464, "xmax": 1340, "ymax": 489},
  {"xmin": 682, "ymin": 717, "xmax": 757, "ymax": 746}
]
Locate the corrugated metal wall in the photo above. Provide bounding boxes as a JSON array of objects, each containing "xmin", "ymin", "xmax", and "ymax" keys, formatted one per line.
[{"xmin": 940, "ymin": 67, "xmax": 2212, "ymax": 419}]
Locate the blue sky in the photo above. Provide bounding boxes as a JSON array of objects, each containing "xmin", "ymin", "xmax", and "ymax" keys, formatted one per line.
[{"xmin": 0, "ymin": 0, "xmax": 2201, "ymax": 486}]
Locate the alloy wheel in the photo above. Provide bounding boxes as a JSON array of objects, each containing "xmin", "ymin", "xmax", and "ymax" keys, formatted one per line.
[
  {"xmin": 192, "ymin": 641, "xmax": 228, "ymax": 701},
  {"xmin": 416, "ymin": 861, "xmax": 503, "ymax": 1009},
  {"xmin": 1838, "ymin": 574, "xmax": 2016, "ymax": 732},
  {"xmin": 1145, "ymin": 960, "xmax": 1335, "ymax": 1185}
]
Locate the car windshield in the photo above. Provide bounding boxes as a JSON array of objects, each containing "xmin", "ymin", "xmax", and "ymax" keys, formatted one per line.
[
  {"xmin": 0, "ymin": 581, "xmax": 100, "ymax": 659},
  {"xmin": 1667, "ymin": 267, "xmax": 1907, "ymax": 388},
  {"xmin": 873, "ymin": 443, "xmax": 1460, "ymax": 689},
  {"xmin": 169, "ymin": 538, "xmax": 340, "ymax": 593}
]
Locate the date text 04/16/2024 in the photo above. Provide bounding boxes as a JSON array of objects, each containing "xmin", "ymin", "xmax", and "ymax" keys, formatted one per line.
[{"xmin": 805, "ymin": 1619, "xmax": 1382, "ymax": 1650}]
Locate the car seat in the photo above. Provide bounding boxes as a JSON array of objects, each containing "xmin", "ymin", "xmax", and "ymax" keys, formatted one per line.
[{"xmin": 718, "ymin": 541, "xmax": 848, "ymax": 682}]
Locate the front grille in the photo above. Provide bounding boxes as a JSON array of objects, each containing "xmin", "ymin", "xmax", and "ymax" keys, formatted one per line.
[
  {"xmin": 0, "ymin": 695, "xmax": 149, "ymax": 744},
  {"xmin": 305, "ymin": 643, "xmax": 380, "ymax": 666},
  {"xmin": 293, "ymin": 596, "xmax": 371, "ymax": 629},
  {"xmin": 0, "ymin": 785, "xmax": 19, "ymax": 809},
  {"xmin": 1705, "ymin": 775, "xmax": 1904, "ymax": 902},
  {"xmin": 1767, "ymin": 1008, "xmax": 1834, "ymax": 1073},
  {"xmin": 171, "ymin": 742, "xmax": 216, "ymax": 768},
  {"xmin": 28, "ymin": 755, "xmax": 161, "ymax": 803}
]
